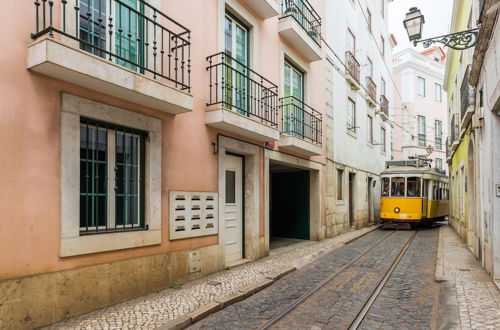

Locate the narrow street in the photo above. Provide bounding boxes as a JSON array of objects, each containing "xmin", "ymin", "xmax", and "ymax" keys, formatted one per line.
[{"xmin": 189, "ymin": 228, "xmax": 440, "ymax": 330}]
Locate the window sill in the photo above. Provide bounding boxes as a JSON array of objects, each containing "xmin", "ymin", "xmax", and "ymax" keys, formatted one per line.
[{"xmin": 347, "ymin": 129, "xmax": 358, "ymax": 139}]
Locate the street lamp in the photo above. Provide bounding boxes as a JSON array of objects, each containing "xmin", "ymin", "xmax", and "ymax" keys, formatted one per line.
[{"xmin": 403, "ymin": 7, "xmax": 479, "ymax": 50}]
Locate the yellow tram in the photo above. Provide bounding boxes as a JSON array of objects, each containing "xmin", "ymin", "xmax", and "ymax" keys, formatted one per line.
[{"xmin": 380, "ymin": 160, "xmax": 449, "ymax": 229}]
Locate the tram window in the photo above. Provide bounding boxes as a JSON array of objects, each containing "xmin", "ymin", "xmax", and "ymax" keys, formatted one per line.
[
  {"xmin": 407, "ymin": 177, "xmax": 421, "ymax": 197},
  {"xmin": 382, "ymin": 178, "xmax": 390, "ymax": 196},
  {"xmin": 422, "ymin": 180, "xmax": 429, "ymax": 197},
  {"xmin": 391, "ymin": 177, "xmax": 405, "ymax": 197}
]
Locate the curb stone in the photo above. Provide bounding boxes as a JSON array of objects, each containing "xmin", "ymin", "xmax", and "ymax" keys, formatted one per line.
[{"xmin": 435, "ymin": 224, "xmax": 446, "ymax": 282}]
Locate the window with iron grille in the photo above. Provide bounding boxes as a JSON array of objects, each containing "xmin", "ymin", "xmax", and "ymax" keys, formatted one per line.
[
  {"xmin": 418, "ymin": 115, "xmax": 426, "ymax": 147},
  {"xmin": 435, "ymin": 120, "xmax": 443, "ymax": 150},
  {"xmin": 80, "ymin": 117, "xmax": 146, "ymax": 234}
]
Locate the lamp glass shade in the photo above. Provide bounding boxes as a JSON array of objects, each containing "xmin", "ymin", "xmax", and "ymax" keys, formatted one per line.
[{"xmin": 404, "ymin": 8, "xmax": 424, "ymax": 41}]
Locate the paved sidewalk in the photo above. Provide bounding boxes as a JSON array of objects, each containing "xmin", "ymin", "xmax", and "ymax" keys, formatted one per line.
[
  {"xmin": 46, "ymin": 225, "xmax": 379, "ymax": 329},
  {"xmin": 437, "ymin": 224, "xmax": 500, "ymax": 330}
]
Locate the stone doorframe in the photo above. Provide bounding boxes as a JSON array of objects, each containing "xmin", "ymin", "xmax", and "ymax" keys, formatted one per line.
[
  {"xmin": 264, "ymin": 149, "xmax": 323, "ymax": 253},
  {"xmin": 218, "ymin": 136, "xmax": 262, "ymax": 265}
]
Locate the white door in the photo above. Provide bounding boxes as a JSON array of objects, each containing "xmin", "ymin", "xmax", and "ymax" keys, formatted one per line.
[{"xmin": 224, "ymin": 154, "xmax": 243, "ymax": 263}]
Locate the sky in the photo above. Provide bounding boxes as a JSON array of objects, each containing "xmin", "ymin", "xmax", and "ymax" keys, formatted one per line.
[{"xmin": 388, "ymin": 0, "xmax": 454, "ymax": 54}]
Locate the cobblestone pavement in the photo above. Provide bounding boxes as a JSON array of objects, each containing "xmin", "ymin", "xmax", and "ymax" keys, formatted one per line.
[
  {"xmin": 438, "ymin": 225, "xmax": 500, "ymax": 330},
  {"xmin": 189, "ymin": 229, "xmax": 413, "ymax": 329},
  {"xmin": 359, "ymin": 228, "xmax": 440, "ymax": 330},
  {"xmin": 45, "ymin": 226, "xmax": 378, "ymax": 329}
]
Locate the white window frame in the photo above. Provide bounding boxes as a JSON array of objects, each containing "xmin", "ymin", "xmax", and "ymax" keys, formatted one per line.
[
  {"xmin": 347, "ymin": 98, "xmax": 356, "ymax": 133},
  {"xmin": 434, "ymin": 83, "xmax": 442, "ymax": 102},
  {"xmin": 61, "ymin": 93, "xmax": 161, "ymax": 257},
  {"xmin": 417, "ymin": 76, "xmax": 426, "ymax": 97}
]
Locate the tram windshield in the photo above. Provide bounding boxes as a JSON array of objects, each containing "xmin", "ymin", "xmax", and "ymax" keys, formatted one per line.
[
  {"xmin": 382, "ymin": 178, "xmax": 390, "ymax": 196},
  {"xmin": 391, "ymin": 177, "xmax": 405, "ymax": 196},
  {"xmin": 407, "ymin": 177, "xmax": 421, "ymax": 197}
]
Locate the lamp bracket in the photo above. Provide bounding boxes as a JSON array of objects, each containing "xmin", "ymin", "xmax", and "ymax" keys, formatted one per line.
[{"xmin": 414, "ymin": 28, "xmax": 479, "ymax": 50}]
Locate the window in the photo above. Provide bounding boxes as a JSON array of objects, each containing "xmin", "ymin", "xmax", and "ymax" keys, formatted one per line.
[
  {"xmin": 435, "ymin": 120, "xmax": 443, "ymax": 150},
  {"xmin": 225, "ymin": 13, "xmax": 249, "ymax": 112},
  {"xmin": 434, "ymin": 83, "xmax": 442, "ymax": 102},
  {"xmin": 391, "ymin": 177, "xmax": 405, "ymax": 197},
  {"xmin": 347, "ymin": 98, "xmax": 356, "ymax": 133},
  {"xmin": 80, "ymin": 118, "xmax": 146, "ymax": 233},
  {"xmin": 381, "ymin": 127, "xmax": 386, "ymax": 152},
  {"xmin": 367, "ymin": 9, "xmax": 372, "ymax": 32},
  {"xmin": 368, "ymin": 115, "xmax": 373, "ymax": 143},
  {"xmin": 283, "ymin": 60, "xmax": 305, "ymax": 136},
  {"xmin": 381, "ymin": 78, "xmax": 386, "ymax": 96},
  {"xmin": 436, "ymin": 158, "xmax": 443, "ymax": 170},
  {"xmin": 418, "ymin": 115, "xmax": 426, "ymax": 147},
  {"xmin": 381, "ymin": 177, "xmax": 390, "ymax": 196},
  {"xmin": 407, "ymin": 177, "xmax": 421, "ymax": 197},
  {"xmin": 417, "ymin": 76, "xmax": 426, "ymax": 96},
  {"xmin": 380, "ymin": 35, "xmax": 385, "ymax": 57},
  {"xmin": 347, "ymin": 29, "xmax": 356, "ymax": 53},
  {"xmin": 367, "ymin": 57, "xmax": 373, "ymax": 78},
  {"xmin": 337, "ymin": 169, "xmax": 344, "ymax": 200}
]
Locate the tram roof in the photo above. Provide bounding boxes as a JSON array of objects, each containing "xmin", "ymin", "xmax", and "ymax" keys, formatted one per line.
[{"xmin": 381, "ymin": 166, "xmax": 448, "ymax": 178}]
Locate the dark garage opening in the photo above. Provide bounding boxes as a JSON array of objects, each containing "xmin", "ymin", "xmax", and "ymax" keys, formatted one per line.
[{"xmin": 270, "ymin": 162, "xmax": 310, "ymax": 250}]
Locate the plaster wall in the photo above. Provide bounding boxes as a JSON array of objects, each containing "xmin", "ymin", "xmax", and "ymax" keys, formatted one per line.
[{"xmin": 323, "ymin": 0, "xmax": 391, "ymax": 230}]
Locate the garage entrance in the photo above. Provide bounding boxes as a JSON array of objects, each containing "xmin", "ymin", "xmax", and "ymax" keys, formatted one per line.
[{"xmin": 269, "ymin": 162, "xmax": 310, "ymax": 250}]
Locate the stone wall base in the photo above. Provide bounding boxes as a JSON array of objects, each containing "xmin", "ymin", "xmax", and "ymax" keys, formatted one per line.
[{"xmin": 0, "ymin": 245, "xmax": 223, "ymax": 330}]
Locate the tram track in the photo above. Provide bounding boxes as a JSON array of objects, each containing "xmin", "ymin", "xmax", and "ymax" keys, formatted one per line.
[{"xmin": 257, "ymin": 230, "xmax": 419, "ymax": 330}]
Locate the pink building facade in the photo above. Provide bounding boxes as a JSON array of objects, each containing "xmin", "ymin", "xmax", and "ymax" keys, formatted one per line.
[
  {"xmin": 0, "ymin": 0, "xmax": 331, "ymax": 328},
  {"xmin": 392, "ymin": 47, "xmax": 448, "ymax": 173}
]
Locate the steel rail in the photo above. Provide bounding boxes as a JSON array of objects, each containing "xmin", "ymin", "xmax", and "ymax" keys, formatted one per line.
[
  {"xmin": 347, "ymin": 230, "xmax": 419, "ymax": 330},
  {"xmin": 257, "ymin": 229, "xmax": 394, "ymax": 330}
]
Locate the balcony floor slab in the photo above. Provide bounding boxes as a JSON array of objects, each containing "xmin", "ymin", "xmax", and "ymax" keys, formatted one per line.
[
  {"xmin": 27, "ymin": 38, "xmax": 193, "ymax": 115},
  {"xmin": 278, "ymin": 135, "xmax": 322, "ymax": 156}
]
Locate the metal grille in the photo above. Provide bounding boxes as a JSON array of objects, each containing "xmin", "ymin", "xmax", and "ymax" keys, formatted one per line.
[
  {"xmin": 366, "ymin": 76, "xmax": 377, "ymax": 102},
  {"xmin": 33, "ymin": 0, "xmax": 191, "ymax": 92},
  {"xmin": 280, "ymin": 96, "xmax": 322, "ymax": 145},
  {"xmin": 460, "ymin": 65, "xmax": 475, "ymax": 120},
  {"xmin": 80, "ymin": 117, "xmax": 146, "ymax": 235},
  {"xmin": 380, "ymin": 95, "xmax": 389, "ymax": 116},
  {"xmin": 280, "ymin": 0, "xmax": 322, "ymax": 46},
  {"xmin": 206, "ymin": 52, "xmax": 279, "ymax": 127},
  {"xmin": 346, "ymin": 51, "xmax": 360, "ymax": 84}
]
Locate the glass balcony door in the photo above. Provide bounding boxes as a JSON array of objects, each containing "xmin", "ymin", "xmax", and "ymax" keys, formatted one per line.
[
  {"xmin": 79, "ymin": 0, "xmax": 144, "ymax": 71},
  {"xmin": 284, "ymin": 61, "xmax": 305, "ymax": 137},
  {"xmin": 224, "ymin": 14, "xmax": 249, "ymax": 115}
]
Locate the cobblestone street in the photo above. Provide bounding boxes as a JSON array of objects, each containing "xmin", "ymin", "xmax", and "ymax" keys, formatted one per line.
[{"xmin": 42, "ymin": 224, "xmax": 500, "ymax": 330}]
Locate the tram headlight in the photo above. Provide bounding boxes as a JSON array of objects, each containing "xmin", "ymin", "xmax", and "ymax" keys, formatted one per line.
[{"xmin": 394, "ymin": 207, "xmax": 400, "ymax": 213}]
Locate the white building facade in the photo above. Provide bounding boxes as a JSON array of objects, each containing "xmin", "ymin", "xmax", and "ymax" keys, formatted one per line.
[
  {"xmin": 323, "ymin": 0, "xmax": 393, "ymax": 235},
  {"xmin": 392, "ymin": 47, "xmax": 449, "ymax": 173}
]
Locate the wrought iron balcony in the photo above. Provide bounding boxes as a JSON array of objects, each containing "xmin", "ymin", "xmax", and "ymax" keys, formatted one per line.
[
  {"xmin": 281, "ymin": 0, "xmax": 321, "ymax": 46},
  {"xmin": 345, "ymin": 51, "xmax": 360, "ymax": 85},
  {"xmin": 280, "ymin": 96, "xmax": 322, "ymax": 145},
  {"xmin": 32, "ymin": 0, "xmax": 191, "ymax": 92},
  {"xmin": 206, "ymin": 52, "xmax": 279, "ymax": 127},
  {"xmin": 366, "ymin": 76, "xmax": 377, "ymax": 105},
  {"xmin": 380, "ymin": 95, "xmax": 389, "ymax": 117},
  {"xmin": 460, "ymin": 64, "xmax": 475, "ymax": 121}
]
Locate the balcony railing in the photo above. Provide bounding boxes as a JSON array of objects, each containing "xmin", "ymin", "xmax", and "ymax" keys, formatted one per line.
[
  {"xmin": 207, "ymin": 52, "xmax": 279, "ymax": 127},
  {"xmin": 32, "ymin": 0, "xmax": 191, "ymax": 91},
  {"xmin": 366, "ymin": 76, "xmax": 377, "ymax": 102},
  {"xmin": 346, "ymin": 51, "xmax": 360, "ymax": 84},
  {"xmin": 281, "ymin": 0, "xmax": 321, "ymax": 46},
  {"xmin": 460, "ymin": 65, "xmax": 475, "ymax": 120},
  {"xmin": 280, "ymin": 96, "xmax": 322, "ymax": 145},
  {"xmin": 446, "ymin": 137, "xmax": 450, "ymax": 158},
  {"xmin": 380, "ymin": 95, "xmax": 389, "ymax": 116}
]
